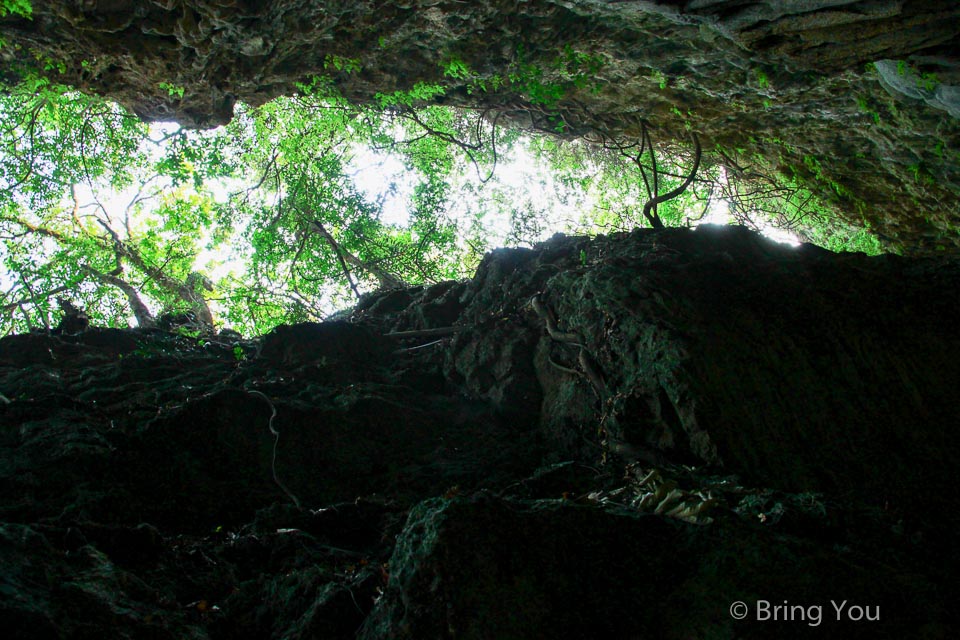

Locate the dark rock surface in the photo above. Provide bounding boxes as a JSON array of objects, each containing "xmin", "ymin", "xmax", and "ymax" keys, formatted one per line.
[
  {"xmin": 2, "ymin": 227, "xmax": 958, "ymax": 638},
  {"xmin": 2, "ymin": 2, "xmax": 958, "ymax": 252}
]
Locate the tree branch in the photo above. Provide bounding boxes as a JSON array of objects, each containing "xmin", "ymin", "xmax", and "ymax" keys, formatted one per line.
[
  {"xmin": 306, "ymin": 219, "xmax": 360, "ymax": 299},
  {"xmin": 1, "ymin": 284, "xmax": 73, "ymax": 312},
  {"xmin": 641, "ymin": 132, "xmax": 702, "ymax": 229},
  {"xmin": 94, "ymin": 219, "xmax": 213, "ymax": 326},
  {"xmin": 305, "ymin": 217, "xmax": 404, "ymax": 292},
  {"xmin": 81, "ymin": 264, "xmax": 156, "ymax": 328}
]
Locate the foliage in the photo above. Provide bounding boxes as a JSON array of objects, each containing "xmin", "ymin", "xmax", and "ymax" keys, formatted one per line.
[
  {"xmin": 0, "ymin": 59, "xmax": 502, "ymax": 335},
  {"xmin": 0, "ymin": 47, "xmax": 888, "ymax": 336},
  {"xmin": 442, "ymin": 45, "xmax": 604, "ymax": 114},
  {"xmin": 754, "ymin": 70, "xmax": 769, "ymax": 89},
  {"xmin": 159, "ymin": 82, "xmax": 186, "ymax": 99},
  {"xmin": 524, "ymin": 133, "xmax": 884, "ymax": 255},
  {"xmin": 323, "ymin": 55, "xmax": 361, "ymax": 74},
  {"xmin": 525, "ymin": 129, "xmax": 706, "ymax": 233},
  {"xmin": 0, "ymin": 0, "xmax": 30, "ymax": 19}
]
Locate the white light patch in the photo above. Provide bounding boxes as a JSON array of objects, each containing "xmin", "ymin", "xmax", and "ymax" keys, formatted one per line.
[
  {"xmin": 208, "ymin": 177, "xmax": 244, "ymax": 204},
  {"xmin": 348, "ymin": 148, "xmax": 412, "ymax": 226},
  {"xmin": 459, "ymin": 141, "xmax": 584, "ymax": 247},
  {"xmin": 71, "ymin": 182, "xmax": 151, "ymax": 224},
  {"xmin": 692, "ymin": 198, "xmax": 801, "ymax": 246},
  {"xmin": 149, "ymin": 121, "xmax": 181, "ymax": 140},
  {"xmin": 695, "ymin": 199, "xmax": 733, "ymax": 227},
  {"xmin": 757, "ymin": 224, "xmax": 802, "ymax": 246}
]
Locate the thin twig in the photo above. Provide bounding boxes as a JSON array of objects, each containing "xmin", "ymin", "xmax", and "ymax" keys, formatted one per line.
[
  {"xmin": 385, "ymin": 326, "xmax": 465, "ymax": 339},
  {"xmin": 247, "ymin": 390, "xmax": 302, "ymax": 509}
]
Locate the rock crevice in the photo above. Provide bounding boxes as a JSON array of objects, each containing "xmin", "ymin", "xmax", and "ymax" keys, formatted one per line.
[{"xmin": 3, "ymin": 228, "xmax": 954, "ymax": 637}]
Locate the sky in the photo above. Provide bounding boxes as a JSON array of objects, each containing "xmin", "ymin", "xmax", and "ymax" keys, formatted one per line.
[
  {"xmin": 1, "ymin": 116, "xmax": 800, "ymax": 330},
  {"xmin": 347, "ymin": 135, "xmax": 800, "ymax": 249}
]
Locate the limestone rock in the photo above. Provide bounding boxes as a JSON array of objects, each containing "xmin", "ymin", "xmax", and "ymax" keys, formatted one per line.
[
  {"xmin": 1, "ymin": 225, "xmax": 959, "ymax": 638},
  {"xmin": 1, "ymin": 1, "xmax": 958, "ymax": 251}
]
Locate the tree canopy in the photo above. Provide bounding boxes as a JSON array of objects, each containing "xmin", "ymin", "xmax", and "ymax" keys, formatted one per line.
[{"xmin": 0, "ymin": 49, "xmax": 883, "ymax": 337}]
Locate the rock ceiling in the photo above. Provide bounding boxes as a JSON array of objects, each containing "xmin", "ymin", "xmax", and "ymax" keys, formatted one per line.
[{"xmin": 2, "ymin": 1, "xmax": 959, "ymax": 252}]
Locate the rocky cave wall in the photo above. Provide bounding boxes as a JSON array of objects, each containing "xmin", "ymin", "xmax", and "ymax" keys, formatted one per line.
[
  {"xmin": 3, "ymin": 3, "xmax": 960, "ymax": 637},
  {"xmin": 2, "ymin": 227, "xmax": 959, "ymax": 638},
  {"xmin": 1, "ymin": 0, "xmax": 959, "ymax": 252}
]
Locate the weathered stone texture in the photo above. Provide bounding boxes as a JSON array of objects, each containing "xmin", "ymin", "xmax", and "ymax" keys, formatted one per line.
[
  {"xmin": 2, "ymin": 1, "xmax": 959, "ymax": 251},
  {"xmin": 2, "ymin": 229, "xmax": 960, "ymax": 637}
]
